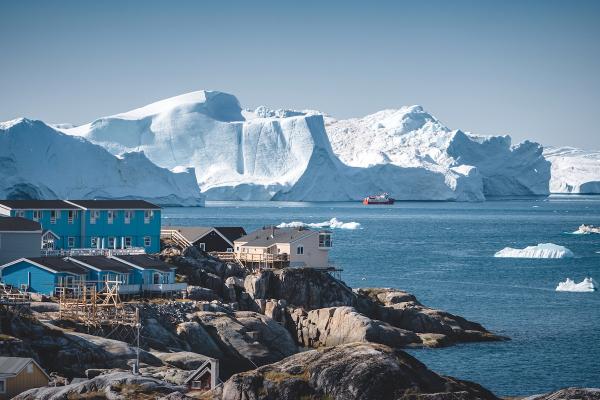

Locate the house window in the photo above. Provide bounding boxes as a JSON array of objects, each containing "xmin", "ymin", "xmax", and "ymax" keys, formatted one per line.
[
  {"xmin": 319, "ymin": 233, "xmax": 332, "ymax": 248},
  {"xmin": 16, "ymin": 210, "xmax": 25, "ymax": 217},
  {"xmin": 107, "ymin": 210, "xmax": 114, "ymax": 224},
  {"xmin": 27, "ymin": 363, "xmax": 33, "ymax": 373},
  {"xmin": 50, "ymin": 210, "xmax": 58, "ymax": 224},
  {"xmin": 68, "ymin": 237, "xmax": 75, "ymax": 248},
  {"xmin": 153, "ymin": 273, "xmax": 163, "ymax": 284},
  {"xmin": 227, "ymin": 247, "xmax": 233, "ymax": 253},
  {"xmin": 108, "ymin": 237, "xmax": 116, "ymax": 248},
  {"xmin": 90, "ymin": 210, "xmax": 99, "ymax": 224},
  {"xmin": 144, "ymin": 236, "xmax": 151, "ymax": 247},
  {"xmin": 124, "ymin": 237, "xmax": 132, "ymax": 248},
  {"xmin": 91, "ymin": 237, "xmax": 99, "ymax": 248},
  {"xmin": 144, "ymin": 210, "xmax": 153, "ymax": 224},
  {"xmin": 124, "ymin": 210, "xmax": 133, "ymax": 224},
  {"xmin": 198, "ymin": 243, "xmax": 206, "ymax": 251},
  {"xmin": 296, "ymin": 245, "xmax": 304, "ymax": 255},
  {"xmin": 32, "ymin": 210, "xmax": 41, "ymax": 221},
  {"xmin": 0, "ymin": 379, "xmax": 5, "ymax": 394},
  {"xmin": 68, "ymin": 210, "xmax": 75, "ymax": 224}
]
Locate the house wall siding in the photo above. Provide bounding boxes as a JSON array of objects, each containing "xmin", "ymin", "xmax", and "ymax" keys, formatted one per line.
[
  {"xmin": 2, "ymin": 363, "xmax": 49, "ymax": 400},
  {"xmin": 1, "ymin": 260, "xmax": 56, "ymax": 295},
  {"xmin": 0, "ymin": 232, "xmax": 41, "ymax": 264}
]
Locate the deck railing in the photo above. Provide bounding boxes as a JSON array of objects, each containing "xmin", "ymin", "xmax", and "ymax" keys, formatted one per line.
[
  {"xmin": 41, "ymin": 247, "xmax": 146, "ymax": 257},
  {"xmin": 142, "ymin": 282, "xmax": 188, "ymax": 292}
]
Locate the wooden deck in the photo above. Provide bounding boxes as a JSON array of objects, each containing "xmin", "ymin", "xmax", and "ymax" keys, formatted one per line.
[{"xmin": 210, "ymin": 251, "xmax": 289, "ymax": 269}]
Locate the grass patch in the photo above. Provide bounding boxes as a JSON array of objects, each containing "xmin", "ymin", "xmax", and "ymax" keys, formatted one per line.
[{"xmin": 264, "ymin": 369, "xmax": 310, "ymax": 383}]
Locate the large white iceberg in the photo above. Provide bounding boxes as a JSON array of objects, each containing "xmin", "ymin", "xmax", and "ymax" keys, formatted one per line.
[
  {"xmin": 543, "ymin": 147, "xmax": 600, "ymax": 194},
  {"xmin": 0, "ymin": 118, "xmax": 204, "ymax": 206},
  {"xmin": 326, "ymin": 106, "xmax": 551, "ymax": 198},
  {"xmin": 59, "ymin": 90, "xmax": 550, "ymax": 202},
  {"xmin": 556, "ymin": 277, "xmax": 597, "ymax": 292},
  {"xmin": 494, "ymin": 243, "xmax": 574, "ymax": 259}
]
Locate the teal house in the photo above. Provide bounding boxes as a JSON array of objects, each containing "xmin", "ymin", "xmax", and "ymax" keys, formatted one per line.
[
  {"xmin": 0, "ymin": 200, "xmax": 161, "ymax": 253},
  {"xmin": 0, "ymin": 255, "xmax": 185, "ymax": 296},
  {"xmin": 0, "ymin": 257, "xmax": 87, "ymax": 296}
]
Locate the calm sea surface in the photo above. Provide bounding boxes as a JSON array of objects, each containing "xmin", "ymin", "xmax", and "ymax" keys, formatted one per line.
[{"xmin": 163, "ymin": 197, "xmax": 600, "ymax": 396}]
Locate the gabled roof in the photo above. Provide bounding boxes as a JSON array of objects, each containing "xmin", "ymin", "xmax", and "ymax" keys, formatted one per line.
[
  {"xmin": 163, "ymin": 226, "xmax": 212, "ymax": 243},
  {"xmin": 0, "ymin": 357, "xmax": 49, "ymax": 379},
  {"xmin": 25, "ymin": 257, "xmax": 88, "ymax": 275},
  {"xmin": 184, "ymin": 358, "xmax": 217, "ymax": 384},
  {"xmin": 111, "ymin": 254, "xmax": 174, "ymax": 272},
  {"xmin": 236, "ymin": 227, "xmax": 314, "ymax": 247},
  {"xmin": 163, "ymin": 226, "xmax": 247, "ymax": 246},
  {"xmin": 0, "ymin": 200, "xmax": 79, "ymax": 210},
  {"xmin": 69, "ymin": 256, "xmax": 132, "ymax": 273},
  {"xmin": 0, "ymin": 216, "xmax": 41, "ymax": 232},
  {"xmin": 214, "ymin": 227, "xmax": 247, "ymax": 243},
  {"xmin": 66, "ymin": 200, "xmax": 160, "ymax": 210}
]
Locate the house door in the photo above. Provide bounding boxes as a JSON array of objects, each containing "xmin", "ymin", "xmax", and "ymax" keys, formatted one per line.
[{"xmin": 153, "ymin": 273, "xmax": 161, "ymax": 284}]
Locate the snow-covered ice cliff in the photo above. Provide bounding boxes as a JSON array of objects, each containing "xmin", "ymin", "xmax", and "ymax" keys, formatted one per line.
[
  {"xmin": 0, "ymin": 118, "xmax": 204, "ymax": 206},
  {"xmin": 60, "ymin": 91, "xmax": 551, "ymax": 202},
  {"xmin": 544, "ymin": 147, "xmax": 600, "ymax": 194},
  {"xmin": 326, "ymin": 106, "xmax": 551, "ymax": 198}
]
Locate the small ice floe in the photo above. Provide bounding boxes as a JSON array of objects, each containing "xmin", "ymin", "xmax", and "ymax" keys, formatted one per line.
[
  {"xmin": 277, "ymin": 218, "xmax": 361, "ymax": 230},
  {"xmin": 494, "ymin": 243, "xmax": 574, "ymax": 259},
  {"xmin": 571, "ymin": 224, "xmax": 600, "ymax": 234},
  {"xmin": 556, "ymin": 277, "xmax": 597, "ymax": 292}
]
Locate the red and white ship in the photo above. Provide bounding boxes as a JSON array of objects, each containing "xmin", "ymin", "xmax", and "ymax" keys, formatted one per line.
[{"xmin": 362, "ymin": 193, "xmax": 395, "ymax": 205}]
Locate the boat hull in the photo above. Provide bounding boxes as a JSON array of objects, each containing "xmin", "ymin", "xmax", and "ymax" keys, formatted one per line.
[{"xmin": 362, "ymin": 198, "xmax": 395, "ymax": 205}]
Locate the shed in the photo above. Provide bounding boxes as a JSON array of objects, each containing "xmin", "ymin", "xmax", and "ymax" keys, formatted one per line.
[
  {"xmin": 0, "ymin": 357, "xmax": 49, "ymax": 400},
  {"xmin": 184, "ymin": 358, "xmax": 219, "ymax": 392}
]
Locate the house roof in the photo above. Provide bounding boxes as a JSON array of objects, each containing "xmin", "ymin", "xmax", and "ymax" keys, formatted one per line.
[
  {"xmin": 236, "ymin": 227, "xmax": 314, "ymax": 247},
  {"xmin": 163, "ymin": 226, "xmax": 247, "ymax": 245},
  {"xmin": 70, "ymin": 256, "xmax": 132, "ymax": 273},
  {"xmin": 0, "ymin": 216, "xmax": 41, "ymax": 232},
  {"xmin": 183, "ymin": 358, "xmax": 217, "ymax": 384},
  {"xmin": 163, "ymin": 226, "xmax": 212, "ymax": 243},
  {"xmin": 214, "ymin": 227, "xmax": 247, "ymax": 243},
  {"xmin": 27, "ymin": 257, "xmax": 88, "ymax": 274},
  {"xmin": 0, "ymin": 357, "xmax": 49, "ymax": 379},
  {"xmin": 66, "ymin": 200, "xmax": 160, "ymax": 210},
  {"xmin": 0, "ymin": 200, "xmax": 79, "ymax": 210},
  {"xmin": 113, "ymin": 254, "xmax": 174, "ymax": 272}
]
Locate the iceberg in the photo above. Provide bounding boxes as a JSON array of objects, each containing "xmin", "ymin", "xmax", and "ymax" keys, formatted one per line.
[
  {"xmin": 571, "ymin": 224, "xmax": 600, "ymax": 235},
  {"xmin": 0, "ymin": 118, "xmax": 204, "ymax": 206},
  {"xmin": 57, "ymin": 90, "xmax": 550, "ymax": 202},
  {"xmin": 494, "ymin": 243, "xmax": 574, "ymax": 259},
  {"xmin": 326, "ymin": 105, "xmax": 551, "ymax": 198},
  {"xmin": 555, "ymin": 277, "xmax": 597, "ymax": 292},
  {"xmin": 277, "ymin": 218, "xmax": 361, "ymax": 230},
  {"xmin": 544, "ymin": 147, "xmax": 600, "ymax": 194}
]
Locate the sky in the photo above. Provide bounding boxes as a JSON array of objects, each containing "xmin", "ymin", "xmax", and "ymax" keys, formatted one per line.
[{"xmin": 1, "ymin": 0, "xmax": 599, "ymax": 149}]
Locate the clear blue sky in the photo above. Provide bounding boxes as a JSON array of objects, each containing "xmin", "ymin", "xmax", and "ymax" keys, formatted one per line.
[{"xmin": 1, "ymin": 0, "xmax": 599, "ymax": 148}]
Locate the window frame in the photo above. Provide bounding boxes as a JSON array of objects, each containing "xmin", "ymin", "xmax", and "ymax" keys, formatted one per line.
[
  {"xmin": 124, "ymin": 236, "xmax": 132, "ymax": 248},
  {"xmin": 0, "ymin": 378, "xmax": 6, "ymax": 393},
  {"xmin": 296, "ymin": 245, "xmax": 304, "ymax": 255},
  {"xmin": 67, "ymin": 237, "xmax": 75, "ymax": 248},
  {"xmin": 108, "ymin": 237, "xmax": 116, "ymax": 248},
  {"xmin": 32, "ymin": 210, "xmax": 41, "ymax": 221},
  {"xmin": 144, "ymin": 236, "xmax": 151, "ymax": 247},
  {"xmin": 107, "ymin": 210, "xmax": 114, "ymax": 224}
]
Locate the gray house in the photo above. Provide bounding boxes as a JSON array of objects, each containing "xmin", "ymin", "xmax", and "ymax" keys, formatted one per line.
[{"xmin": 0, "ymin": 217, "xmax": 42, "ymax": 265}]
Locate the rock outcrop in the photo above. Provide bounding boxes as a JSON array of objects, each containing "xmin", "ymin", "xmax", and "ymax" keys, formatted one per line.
[
  {"xmin": 524, "ymin": 388, "xmax": 600, "ymax": 400},
  {"xmin": 14, "ymin": 371, "xmax": 187, "ymax": 400},
  {"xmin": 222, "ymin": 342, "xmax": 498, "ymax": 400},
  {"xmin": 289, "ymin": 306, "xmax": 421, "ymax": 348}
]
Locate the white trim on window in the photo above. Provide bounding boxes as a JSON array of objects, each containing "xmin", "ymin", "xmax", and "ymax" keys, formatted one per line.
[
  {"xmin": 107, "ymin": 210, "xmax": 114, "ymax": 224},
  {"xmin": 0, "ymin": 378, "xmax": 5, "ymax": 394},
  {"xmin": 124, "ymin": 236, "xmax": 132, "ymax": 248},
  {"xmin": 296, "ymin": 245, "xmax": 304, "ymax": 255},
  {"xmin": 32, "ymin": 210, "xmax": 41, "ymax": 221},
  {"xmin": 144, "ymin": 236, "xmax": 151, "ymax": 247},
  {"xmin": 68, "ymin": 237, "xmax": 75, "ymax": 248}
]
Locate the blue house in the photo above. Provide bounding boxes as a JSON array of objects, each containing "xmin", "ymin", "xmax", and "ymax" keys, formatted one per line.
[
  {"xmin": 68, "ymin": 256, "xmax": 140, "ymax": 295},
  {"xmin": 110, "ymin": 254, "xmax": 185, "ymax": 294},
  {"xmin": 0, "ymin": 200, "xmax": 161, "ymax": 253},
  {"xmin": 0, "ymin": 257, "xmax": 87, "ymax": 296}
]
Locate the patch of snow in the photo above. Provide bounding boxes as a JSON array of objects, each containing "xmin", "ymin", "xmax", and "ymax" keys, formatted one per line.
[
  {"xmin": 277, "ymin": 218, "xmax": 361, "ymax": 230},
  {"xmin": 556, "ymin": 277, "xmax": 597, "ymax": 292},
  {"xmin": 0, "ymin": 118, "xmax": 204, "ymax": 206},
  {"xmin": 544, "ymin": 147, "xmax": 600, "ymax": 194},
  {"xmin": 494, "ymin": 243, "xmax": 574, "ymax": 258}
]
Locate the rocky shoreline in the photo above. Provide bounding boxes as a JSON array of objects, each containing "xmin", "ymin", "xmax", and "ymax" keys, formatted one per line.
[{"xmin": 2, "ymin": 247, "xmax": 597, "ymax": 399}]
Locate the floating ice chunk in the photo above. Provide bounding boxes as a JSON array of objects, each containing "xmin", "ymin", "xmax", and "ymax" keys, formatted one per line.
[
  {"xmin": 494, "ymin": 243, "xmax": 574, "ymax": 259},
  {"xmin": 571, "ymin": 224, "xmax": 600, "ymax": 235},
  {"xmin": 556, "ymin": 277, "xmax": 597, "ymax": 292},
  {"xmin": 277, "ymin": 218, "xmax": 361, "ymax": 230}
]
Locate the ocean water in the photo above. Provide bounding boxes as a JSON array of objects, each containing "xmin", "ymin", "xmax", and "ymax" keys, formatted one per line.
[{"xmin": 163, "ymin": 197, "xmax": 600, "ymax": 396}]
